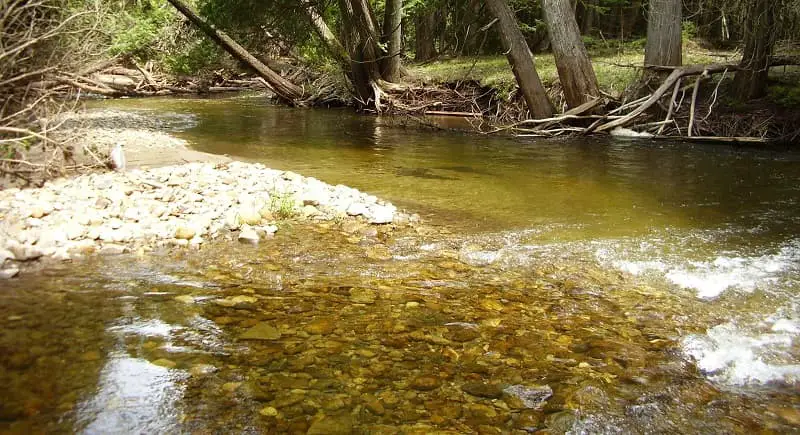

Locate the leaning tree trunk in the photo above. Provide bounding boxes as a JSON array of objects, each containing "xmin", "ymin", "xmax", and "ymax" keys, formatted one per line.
[
  {"xmin": 380, "ymin": 0, "xmax": 402, "ymax": 82},
  {"xmin": 304, "ymin": 2, "xmax": 351, "ymax": 71},
  {"xmin": 485, "ymin": 0, "xmax": 553, "ymax": 119},
  {"xmin": 542, "ymin": 0, "xmax": 600, "ymax": 109},
  {"xmin": 415, "ymin": 8, "xmax": 437, "ymax": 61},
  {"xmin": 338, "ymin": 0, "xmax": 386, "ymax": 109},
  {"xmin": 644, "ymin": 0, "xmax": 682, "ymax": 66},
  {"xmin": 733, "ymin": 0, "xmax": 776, "ymax": 100},
  {"xmin": 166, "ymin": 0, "xmax": 304, "ymax": 103}
]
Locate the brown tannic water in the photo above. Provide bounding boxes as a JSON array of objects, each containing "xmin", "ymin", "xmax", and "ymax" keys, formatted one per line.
[{"xmin": 3, "ymin": 96, "xmax": 800, "ymax": 433}]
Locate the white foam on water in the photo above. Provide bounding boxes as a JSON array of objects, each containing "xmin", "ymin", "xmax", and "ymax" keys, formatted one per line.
[
  {"xmin": 598, "ymin": 238, "xmax": 800, "ymax": 299},
  {"xmin": 682, "ymin": 316, "xmax": 800, "ymax": 386}
]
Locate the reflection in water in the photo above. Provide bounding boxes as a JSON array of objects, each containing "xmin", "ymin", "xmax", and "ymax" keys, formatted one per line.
[
  {"xmin": 77, "ymin": 354, "xmax": 186, "ymax": 434},
  {"xmin": 3, "ymin": 97, "xmax": 794, "ymax": 432}
]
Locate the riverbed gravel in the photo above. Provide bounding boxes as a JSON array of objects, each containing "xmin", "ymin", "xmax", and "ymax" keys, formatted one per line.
[{"xmin": 0, "ymin": 110, "xmax": 413, "ymax": 279}]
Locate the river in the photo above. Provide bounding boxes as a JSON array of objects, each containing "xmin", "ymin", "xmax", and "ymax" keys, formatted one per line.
[{"xmin": 2, "ymin": 95, "xmax": 799, "ymax": 433}]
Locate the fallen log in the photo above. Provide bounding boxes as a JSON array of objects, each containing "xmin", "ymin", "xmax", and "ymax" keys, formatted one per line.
[
  {"xmin": 424, "ymin": 110, "xmax": 482, "ymax": 117},
  {"xmin": 652, "ymin": 135, "xmax": 769, "ymax": 144},
  {"xmin": 166, "ymin": 0, "xmax": 304, "ymax": 104}
]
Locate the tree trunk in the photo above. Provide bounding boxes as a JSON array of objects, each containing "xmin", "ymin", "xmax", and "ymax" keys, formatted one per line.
[
  {"xmin": 380, "ymin": 0, "xmax": 402, "ymax": 82},
  {"xmin": 485, "ymin": 0, "xmax": 553, "ymax": 119},
  {"xmin": 580, "ymin": 0, "xmax": 596, "ymax": 35},
  {"xmin": 459, "ymin": 0, "xmax": 483, "ymax": 55},
  {"xmin": 644, "ymin": 0, "xmax": 682, "ymax": 66},
  {"xmin": 733, "ymin": 0, "xmax": 776, "ymax": 100},
  {"xmin": 542, "ymin": 0, "xmax": 600, "ymax": 109},
  {"xmin": 623, "ymin": 0, "xmax": 643, "ymax": 38},
  {"xmin": 338, "ymin": 0, "xmax": 385, "ymax": 108},
  {"xmin": 304, "ymin": 2, "xmax": 350, "ymax": 71},
  {"xmin": 165, "ymin": 0, "xmax": 304, "ymax": 103},
  {"xmin": 415, "ymin": 8, "xmax": 437, "ymax": 61}
]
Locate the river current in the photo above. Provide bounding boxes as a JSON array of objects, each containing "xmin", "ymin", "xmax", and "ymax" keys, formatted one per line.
[{"xmin": 2, "ymin": 95, "xmax": 799, "ymax": 433}]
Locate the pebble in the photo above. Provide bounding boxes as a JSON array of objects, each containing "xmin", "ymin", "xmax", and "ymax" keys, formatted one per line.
[
  {"xmin": 410, "ymin": 375, "xmax": 441, "ymax": 391},
  {"xmin": 0, "ymin": 267, "xmax": 20, "ymax": 279},
  {"xmin": 0, "ymin": 161, "xmax": 412, "ymax": 275},
  {"xmin": 175, "ymin": 226, "xmax": 196, "ymax": 240},
  {"xmin": 503, "ymin": 384, "xmax": 553, "ymax": 410},
  {"xmin": 151, "ymin": 358, "xmax": 177, "ymax": 369},
  {"xmin": 238, "ymin": 226, "xmax": 260, "ymax": 244},
  {"xmin": 239, "ymin": 322, "xmax": 281, "ymax": 340},
  {"xmin": 259, "ymin": 406, "xmax": 278, "ymax": 417}
]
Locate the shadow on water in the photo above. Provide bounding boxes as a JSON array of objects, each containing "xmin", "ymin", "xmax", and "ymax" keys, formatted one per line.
[
  {"xmin": 99, "ymin": 96, "xmax": 800, "ymax": 239},
  {"xmin": 11, "ymin": 96, "xmax": 792, "ymax": 432}
]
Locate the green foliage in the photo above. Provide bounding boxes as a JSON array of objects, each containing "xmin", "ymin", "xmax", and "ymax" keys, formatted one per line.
[
  {"xmin": 270, "ymin": 192, "xmax": 297, "ymax": 219},
  {"xmin": 164, "ymin": 39, "xmax": 225, "ymax": 75},
  {"xmin": 682, "ymin": 20, "xmax": 698, "ymax": 42},
  {"xmin": 106, "ymin": 0, "xmax": 176, "ymax": 57},
  {"xmin": 769, "ymin": 84, "xmax": 800, "ymax": 108}
]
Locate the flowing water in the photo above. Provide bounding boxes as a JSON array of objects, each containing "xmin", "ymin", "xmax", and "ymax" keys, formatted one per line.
[{"xmin": 2, "ymin": 95, "xmax": 800, "ymax": 433}]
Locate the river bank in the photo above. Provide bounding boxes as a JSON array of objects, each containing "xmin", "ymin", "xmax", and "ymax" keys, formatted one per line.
[{"xmin": 0, "ymin": 109, "xmax": 415, "ymax": 279}]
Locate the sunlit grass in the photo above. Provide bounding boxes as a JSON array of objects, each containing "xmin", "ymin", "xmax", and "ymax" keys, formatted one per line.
[{"xmin": 408, "ymin": 44, "xmax": 731, "ymax": 98}]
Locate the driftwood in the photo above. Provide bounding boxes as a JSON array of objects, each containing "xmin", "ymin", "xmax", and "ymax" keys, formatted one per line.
[
  {"xmin": 482, "ymin": 61, "xmax": 794, "ymax": 142},
  {"xmin": 47, "ymin": 60, "xmax": 269, "ymax": 98}
]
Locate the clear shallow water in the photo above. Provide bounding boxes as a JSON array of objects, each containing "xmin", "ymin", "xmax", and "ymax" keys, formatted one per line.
[{"xmin": 3, "ymin": 96, "xmax": 800, "ymax": 432}]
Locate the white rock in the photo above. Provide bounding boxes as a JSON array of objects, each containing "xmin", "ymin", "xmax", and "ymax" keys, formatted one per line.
[
  {"xmin": 368, "ymin": 205, "xmax": 395, "ymax": 224},
  {"xmin": 0, "ymin": 248, "xmax": 13, "ymax": 265},
  {"xmin": 99, "ymin": 244, "xmax": 127, "ymax": 255},
  {"xmin": 238, "ymin": 226, "xmax": 259, "ymax": 244},
  {"xmin": 0, "ymin": 267, "xmax": 19, "ymax": 279},
  {"xmin": 346, "ymin": 203, "xmax": 369, "ymax": 217},
  {"xmin": 6, "ymin": 241, "xmax": 43, "ymax": 261}
]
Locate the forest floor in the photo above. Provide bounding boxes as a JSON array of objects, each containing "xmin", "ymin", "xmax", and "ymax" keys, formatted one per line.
[
  {"xmin": 402, "ymin": 43, "xmax": 800, "ymax": 140},
  {"xmin": 408, "ymin": 43, "xmax": 731, "ymax": 99}
]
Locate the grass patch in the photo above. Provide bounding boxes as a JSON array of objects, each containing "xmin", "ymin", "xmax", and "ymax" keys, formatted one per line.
[
  {"xmin": 407, "ymin": 45, "xmax": 729, "ymax": 98},
  {"xmin": 270, "ymin": 192, "xmax": 297, "ymax": 219}
]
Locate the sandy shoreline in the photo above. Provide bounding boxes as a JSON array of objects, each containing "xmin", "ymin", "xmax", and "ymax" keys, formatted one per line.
[{"xmin": 0, "ymin": 108, "xmax": 414, "ymax": 279}]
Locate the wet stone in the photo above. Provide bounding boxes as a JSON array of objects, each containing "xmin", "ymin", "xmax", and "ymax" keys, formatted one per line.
[
  {"xmin": 446, "ymin": 324, "xmax": 480, "ymax": 342},
  {"xmin": 464, "ymin": 403, "xmax": 500, "ymax": 425},
  {"xmin": 151, "ymin": 358, "xmax": 177, "ymax": 369},
  {"xmin": 363, "ymin": 394, "xmax": 385, "ymax": 415},
  {"xmin": 259, "ymin": 406, "xmax": 278, "ymax": 417},
  {"xmin": 410, "ymin": 375, "xmax": 441, "ymax": 391},
  {"xmin": 566, "ymin": 385, "xmax": 610, "ymax": 411},
  {"xmin": 305, "ymin": 318, "xmax": 336, "ymax": 335},
  {"xmin": 189, "ymin": 364, "xmax": 217, "ymax": 377},
  {"xmin": 462, "ymin": 381, "xmax": 505, "ymax": 399},
  {"xmin": 349, "ymin": 287, "xmax": 377, "ymax": 304},
  {"xmin": 503, "ymin": 384, "xmax": 553, "ymax": 410},
  {"xmin": 239, "ymin": 322, "xmax": 281, "ymax": 340},
  {"xmin": 307, "ymin": 414, "xmax": 353, "ymax": 435}
]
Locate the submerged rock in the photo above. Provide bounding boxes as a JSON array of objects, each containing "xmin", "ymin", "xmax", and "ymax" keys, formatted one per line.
[
  {"xmin": 305, "ymin": 318, "xmax": 336, "ymax": 335},
  {"xmin": 410, "ymin": 375, "xmax": 441, "ymax": 391},
  {"xmin": 349, "ymin": 287, "xmax": 377, "ymax": 304},
  {"xmin": 503, "ymin": 384, "xmax": 553, "ymax": 410},
  {"xmin": 240, "ymin": 322, "xmax": 281, "ymax": 341},
  {"xmin": 259, "ymin": 406, "xmax": 278, "ymax": 417},
  {"xmin": 307, "ymin": 415, "xmax": 353, "ymax": 435},
  {"xmin": 462, "ymin": 381, "xmax": 504, "ymax": 399}
]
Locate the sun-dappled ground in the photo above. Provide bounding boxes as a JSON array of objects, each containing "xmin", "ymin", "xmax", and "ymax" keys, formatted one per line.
[{"xmin": 407, "ymin": 45, "xmax": 731, "ymax": 98}]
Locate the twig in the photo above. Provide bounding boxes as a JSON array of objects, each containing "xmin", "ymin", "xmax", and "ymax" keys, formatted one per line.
[
  {"xmin": 688, "ymin": 72, "xmax": 706, "ymax": 137},
  {"xmin": 658, "ymin": 78, "xmax": 682, "ymax": 135}
]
